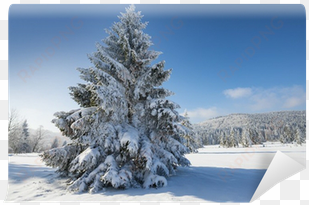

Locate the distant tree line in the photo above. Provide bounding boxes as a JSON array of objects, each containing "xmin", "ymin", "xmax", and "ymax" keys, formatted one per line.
[{"xmin": 194, "ymin": 111, "xmax": 306, "ymax": 148}]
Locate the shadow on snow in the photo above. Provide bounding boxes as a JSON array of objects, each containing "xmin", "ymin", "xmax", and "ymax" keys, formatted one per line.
[
  {"xmin": 9, "ymin": 163, "xmax": 56, "ymax": 184},
  {"xmin": 97, "ymin": 166, "xmax": 266, "ymax": 203},
  {"xmin": 9, "ymin": 162, "xmax": 265, "ymax": 202}
]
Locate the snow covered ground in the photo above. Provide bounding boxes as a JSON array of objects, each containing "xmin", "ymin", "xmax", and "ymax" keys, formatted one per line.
[{"xmin": 6, "ymin": 143, "xmax": 305, "ymax": 202}]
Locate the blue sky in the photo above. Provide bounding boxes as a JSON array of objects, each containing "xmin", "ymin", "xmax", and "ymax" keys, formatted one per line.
[{"xmin": 9, "ymin": 4, "xmax": 306, "ymax": 132}]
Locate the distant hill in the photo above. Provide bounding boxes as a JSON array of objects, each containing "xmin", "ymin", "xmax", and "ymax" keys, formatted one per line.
[{"xmin": 193, "ymin": 110, "xmax": 306, "ymax": 147}]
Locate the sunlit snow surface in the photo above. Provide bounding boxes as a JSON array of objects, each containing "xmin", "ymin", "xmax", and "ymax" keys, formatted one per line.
[{"xmin": 6, "ymin": 143, "xmax": 305, "ymax": 202}]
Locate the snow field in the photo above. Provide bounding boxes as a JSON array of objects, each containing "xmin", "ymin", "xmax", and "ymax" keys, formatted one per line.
[{"xmin": 7, "ymin": 145, "xmax": 305, "ymax": 202}]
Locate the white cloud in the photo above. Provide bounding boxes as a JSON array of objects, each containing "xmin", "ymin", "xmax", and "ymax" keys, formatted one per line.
[
  {"xmin": 251, "ymin": 86, "xmax": 305, "ymax": 110},
  {"xmin": 224, "ymin": 85, "xmax": 306, "ymax": 111},
  {"xmin": 283, "ymin": 97, "xmax": 305, "ymax": 108},
  {"xmin": 182, "ymin": 107, "xmax": 218, "ymax": 123},
  {"xmin": 281, "ymin": 86, "xmax": 306, "ymax": 108},
  {"xmin": 184, "ymin": 86, "xmax": 305, "ymax": 124},
  {"xmin": 249, "ymin": 87, "xmax": 280, "ymax": 110},
  {"xmin": 223, "ymin": 87, "xmax": 252, "ymax": 99}
]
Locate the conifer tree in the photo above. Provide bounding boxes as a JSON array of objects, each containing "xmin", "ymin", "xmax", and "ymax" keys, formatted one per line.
[
  {"xmin": 22, "ymin": 120, "xmax": 29, "ymax": 140},
  {"xmin": 41, "ymin": 5, "xmax": 192, "ymax": 193},
  {"xmin": 180, "ymin": 111, "xmax": 200, "ymax": 152},
  {"xmin": 295, "ymin": 126, "xmax": 305, "ymax": 145},
  {"xmin": 20, "ymin": 120, "xmax": 31, "ymax": 153},
  {"xmin": 228, "ymin": 128, "xmax": 238, "ymax": 147},
  {"xmin": 220, "ymin": 132, "xmax": 226, "ymax": 147},
  {"xmin": 280, "ymin": 125, "xmax": 292, "ymax": 144},
  {"xmin": 249, "ymin": 128, "xmax": 260, "ymax": 144},
  {"xmin": 241, "ymin": 128, "xmax": 252, "ymax": 147}
]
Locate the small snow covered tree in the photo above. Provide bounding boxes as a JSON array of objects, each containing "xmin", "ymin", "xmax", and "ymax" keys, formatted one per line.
[
  {"xmin": 228, "ymin": 128, "xmax": 238, "ymax": 147},
  {"xmin": 280, "ymin": 125, "xmax": 293, "ymax": 144},
  {"xmin": 41, "ymin": 5, "xmax": 192, "ymax": 193},
  {"xmin": 249, "ymin": 128, "xmax": 260, "ymax": 145},
  {"xmin": 241, "ymin": 128, "xmax": 252, "ymax": 148},
  {"xmin": 295, "ymin": 126, "xmax": 305, "ymax": 145},
  {"xmin": 22, "ymin": 120, "xmax": 29, "ymax": 139},
  {"xmin": 180, "ymin": 111, "xmax": 201, "ymax": 152},
  {"xmin": 219, "ymin": 132, "xmax": 226, "ymax": 147},
  {"xmin": 19, "ymin": 120, "xmax": 31, "ymax": 153}
]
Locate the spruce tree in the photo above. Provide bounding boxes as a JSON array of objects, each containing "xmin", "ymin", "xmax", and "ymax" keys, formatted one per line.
[
  {"xmin": 22, "ymin": 120, "xmax": 29, "ymax": 140},
  {"xmin": 228, "ymin": 128, "xmax": 237, "ymax": 148},
  {"xmin": 249, "ymin": 128, "xmax": 260, "ymax": 144},
  {"xmin": 219, "ymin": 132, "xmax": 226, "ymax": 148},
  {"xmin": 41, "ymin": 5, "xmax": 192, "ymax": 193},
  {"xmin": 241, "ymin": 128, "xmax": 252, "ymax": 148},
  {"xmin": 20, "ymin": 120, "xmax": 31, "ymax": 153},
  {"xmin": 295, "ymin": 126, "xmax": 305, "ymax": 145},
  {"xmin": 180, "ymin": 111, "xmax": 200, "ymax": 152}
]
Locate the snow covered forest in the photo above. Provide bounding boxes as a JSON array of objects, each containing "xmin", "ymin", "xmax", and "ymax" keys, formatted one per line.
[{"xmin": 194, "ymin": 110, "xmax": 306, "ymax": 147}]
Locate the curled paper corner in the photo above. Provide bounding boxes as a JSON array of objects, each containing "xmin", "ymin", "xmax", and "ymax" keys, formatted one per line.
[{"xmin": 250, "ymin": 151, "xmax": 305, "ymax": 202}]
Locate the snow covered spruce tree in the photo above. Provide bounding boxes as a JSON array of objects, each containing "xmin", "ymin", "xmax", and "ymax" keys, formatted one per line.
[
  {"xmin": 180, "ymin": 111, "xmax": 201, "ymax": 152},
  {"xmin": 20, "ymin": 120, "xmax": 31, "ymax": 153},
  {"xmin": 41, "ymin": 5, "xmax": 194, "ymax": 193}
]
